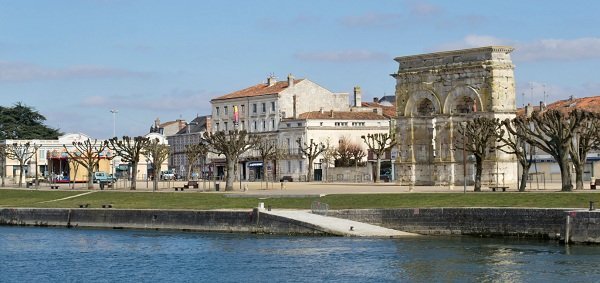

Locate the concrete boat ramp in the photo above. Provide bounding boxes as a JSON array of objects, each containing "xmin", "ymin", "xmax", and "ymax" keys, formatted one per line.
[{"xmin": 262, "ymin": 209, "xmax": 417, "ymax": 238}]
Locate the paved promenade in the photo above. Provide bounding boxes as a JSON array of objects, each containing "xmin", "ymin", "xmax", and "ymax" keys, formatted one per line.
[{"xmin": 3, "ymin": 178, "xmax": 577, "ymax": 195}]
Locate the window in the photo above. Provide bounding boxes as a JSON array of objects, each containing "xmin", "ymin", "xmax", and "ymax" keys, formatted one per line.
[
  {"xmin": 298, "ymin": 160, "xmax": 303, "ymax": 172},
  {"xmin": 224, "ymin": 106, "xmax": 228, "ymax": 115},
  {"xmin": 352, "ymin": 122, "xmax": 365, "ymax": 127},
  {"xmin": 271, "ymin": 102, "xmax": 275, "ymax": 112},
  {"xmin": 271, "ymin": 119, "xmax": 275, "ymax": 129},
  {"xmin": 216, "ymin": 107, "xmax": 220, "ymax": 116},
  {"xmin": 335, "ymin": 122, "xmax": 348, "ymax": 126},
  {"xmin": 241, "ymin": 104, "xmax": 245, "ymax": 114},
  {"xmin": 253, "ymin": 104, "xmax": 257, "ymax": 113},
  {"xmin": 215, "ymin": 122, "xmax": 220, "ymax": 131},
  {"xmin": 287, "ymin": 123, "xmax": 291, "ymax": 127},
  {"xmin": 253, "ymin": 121, "xmax": 257, "ymax": 131},
  {"xmin": 262, "ymin": 120, "xmax": 266, "ymax": 131},
  {"xmin": 262, "ymin": 103, "xmax": 266, "ymax": 113},
  {"xmin": 297, "ymin": 122, "xmax": 302, "ymax": 127},
  {"xmin": 224, "ymin": 122, "xmax": 228, "ymax": 131},
  {"xmin": 320, "ymin": 122, "xmax": 323, "ymax": 126},
  {"xmin": 240, "ymin": 120, "xmax": 245, "ymax": 130},
  {"xmin": 287, "ymin": 161, "xmax": 291, "ymax": 173}
]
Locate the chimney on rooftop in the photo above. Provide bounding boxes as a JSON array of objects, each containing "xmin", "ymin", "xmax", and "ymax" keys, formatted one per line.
[
  {"xmin": 287, "ymin": 74, "xmax": 294, "ymax": 88},
  {"xmin": 267, "ymin": 75, "xmax": 277, "ymax": 87},
  {"xmin": 373, "ymin": 97, "xmax": 378, "ymax": 103},
  {"xmin": 320, "ymin": 107, "xmax": 324, "ymax": 114},
  {"xmin": 330, "ymin": 109, "xmax": 334, "ymax": 118},
  {"xmin": 540, "ymin": 101, "xmax": 545, "ymax": 111},
  {"xmin": 293, "ymin": 95, "xmax": 298, "ymax": 118},
  {"xmin": 353, "ymin": 86, "xmax": 362, "ymax": 107}
]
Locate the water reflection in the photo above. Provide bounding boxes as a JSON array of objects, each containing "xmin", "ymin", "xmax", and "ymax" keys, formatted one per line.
[{"xmin": 1, "ymin": 227, "xmax": 600, "ymax": 282}]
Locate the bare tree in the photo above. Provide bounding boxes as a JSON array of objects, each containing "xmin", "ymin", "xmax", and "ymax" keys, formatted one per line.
[
  {"xmin": 203, "ymin": 130, "xmax": 257, "ymax": 191},
  {"xmin": 361, "ymin": 132, "xmax": 397, "ymax": 183},
  {"xmin": 255, "ymin": 136, "xmax": 278, "ymax": 189},
  {"xmin": 500, "ymin": 118, "xmax": 535, "ymax": 192},
  {"xmin": 568, "ymin": 110, "xmax": 600, "ymax": 190},
  {"xmin": 296, "ymin": 138, "xmax": 327, "ymax": 182},
  {"xmin": 512, "ymin": 109, "xmax": 588, "ymax": 192},
  {"xmin": 106, "ymin": 136, "xmax": 150, "ymax": 190},
  {"xmin": 5, "ymin": 142, "xmax": 40, "ymax": 187},
  {"xmin": 68, "ymin": 157, "xmax": 81, "ymax": 189},
  {"xmin": 64, "ymin": 139, "xmax": 107, "ymax": 190},
  {"xmin": 455, "ymin": 117, "xmax": 502, "ymax": 192},
  {"xmin": 143, "ymin": 138, "xmax": 170, "ymax": 192},
  {"xmin": 334, "ymin": 136, "xmax": 366, "ymax": 167},
  {"xmin": 0, "ymin": 144, "xmax": 6, "ymax": 187},
  {"xmin": 184, "ymin": 142, "xmax": 208, "ymax": 181}
]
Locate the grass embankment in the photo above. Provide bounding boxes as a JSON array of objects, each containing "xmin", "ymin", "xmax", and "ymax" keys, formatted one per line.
[{"xmin": 1, "ymin": 189, "xmax": 599, "ymax": 210}]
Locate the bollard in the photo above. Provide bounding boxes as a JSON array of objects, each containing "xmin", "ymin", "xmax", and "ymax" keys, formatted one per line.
[{"xmin": 590, "ymin": 201, "xmax": 595, "ymax": 211}]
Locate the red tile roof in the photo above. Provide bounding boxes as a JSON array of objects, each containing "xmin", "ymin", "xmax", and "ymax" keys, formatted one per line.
[
  {"xmin": 211, "ymin": 79, "xmax": 304, "ymax": 101},
  {"xmin": 297, "ymin": 111, "xmax": 387, "ymax": 120},
  {"xmin": 517, "ymin": 96, "xmax": 600, "ymax": 116},
  {"xmin": 361, "ymin": 101, "xmax": 397, "ymax": 118},
  {"xmin": 545, "ymin": 96, "xmax": 600, "ymax": 113}
]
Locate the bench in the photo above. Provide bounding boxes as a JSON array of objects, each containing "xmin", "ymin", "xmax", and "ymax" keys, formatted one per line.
[
  {"xmin": 490, "ymin": 186, "xmax": 509, "ymax": 192},
  {"xmin": 174, "ymin": 187, "xmax": 185, "ymax": 191},
  {"xmin": 184, "ymin": 181, "xmax": 199, "ymax": 189},
  {"xmin": 79, "ymin": 203, "xmax": 90, "ymax": 208},
  {"xmin": 50, "ymin": 185, "xmax": 59, "ymax": 190},
  {"xmin": 101, "ymin": 204, "xmax": 113, "ymax": 208}
]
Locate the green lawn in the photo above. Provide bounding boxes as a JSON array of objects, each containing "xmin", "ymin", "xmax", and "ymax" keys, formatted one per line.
[{"xmin": 0, "ymin": 189, "xmax": 599, "ymax": 210}]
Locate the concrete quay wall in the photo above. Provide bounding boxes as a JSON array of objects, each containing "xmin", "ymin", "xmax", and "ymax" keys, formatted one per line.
[
  {"xmin": 329, "ymin": 208, "xmax": 600, "ymax": 243},
  {"xmin": 0, "ymin": 208, "xmax": 329, "ymax": 236},
  {"xmin": 1, "ymin": 207, "xmax": 599, "ymax": 243}
]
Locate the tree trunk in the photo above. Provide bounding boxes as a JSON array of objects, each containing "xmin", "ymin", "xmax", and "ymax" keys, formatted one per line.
[
  {"xmin": 263, "ymin": 161, "xmax": 268, "ymax": 189},
  {"xmin": 153, "ymin": 172, "xmax": 159, "ymax": 192},
  {"xmin": 225, "ymin": 158, "xmax": 235, "ymax": 191},
  {"xmin": 18, "ymin": 162, "xmax": 24, "ymax": 187},
  {"xmin": 307, "ymin": 157, "xmax": 314, "ymax": 182},
  {"xmin": 187, "ymin": 164, "xmax": 192, "ymax": 181},
  {"xmin": 374, "ymin": 157, "xmax": 381, "ymax": 183},
  {"xmin": 519, "ymin": 163, "xmax": 531, "ymax": 192},
  {"xmin": 557, "ymin": 158, "xmax": 573, "ymax": 192},
  {"xmin": 574, "ymin": 162, "xmax": 584, "ymax": 190},
  {"xmin": 87, "ymin": 171, "xmax": 94, "ymax": 190},
  {"xmin": 130, "ymin": 161, "xmax": 138, "ymax": 190},
  {"xmin": 474, "ymin": 157, "xmax": 483, "ymax": 192}
]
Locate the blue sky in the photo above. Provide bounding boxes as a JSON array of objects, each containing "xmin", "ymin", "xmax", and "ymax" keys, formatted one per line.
[{"xmin": 1, "ymin": 0, "xmax": 599, "ymax": 138}]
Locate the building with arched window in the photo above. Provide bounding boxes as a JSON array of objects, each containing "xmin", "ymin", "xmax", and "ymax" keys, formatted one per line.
[{"xmin": 392, "ymin": 46, "xmax": 518, "ymax": 188}]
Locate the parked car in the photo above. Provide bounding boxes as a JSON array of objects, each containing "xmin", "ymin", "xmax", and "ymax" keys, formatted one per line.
[
  {"xmin": 93, "ymin": 172, "xmax": 116, "ymax": 183},
  {"xmin": 161, "ymin": 170, "xmax": 175, "ymax": 180}
]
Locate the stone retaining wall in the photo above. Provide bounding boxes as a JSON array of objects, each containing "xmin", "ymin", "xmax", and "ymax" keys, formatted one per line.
[
  {"xmin": 0, "ymin": 208, "xmax": 328, "ymax": 236},
  {"xmin": 328, "ymin": 208, "xmax": 577, "ymax": 241},
  {"xmin": 1, "ymin": 207, "xmax": 599, "ymax": 243}
]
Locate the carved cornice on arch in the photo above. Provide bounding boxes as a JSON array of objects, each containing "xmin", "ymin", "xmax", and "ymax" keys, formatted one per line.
[
  {"xmin": 443, "ymin": 85, "xmax": 484, "ymax": 115},
  {"xmin": 404, "ymin": 90, "xmax": 442, "ymax": 117}
]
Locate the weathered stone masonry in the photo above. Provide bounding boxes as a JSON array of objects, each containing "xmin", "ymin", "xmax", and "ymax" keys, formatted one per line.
[{"xmin": 392, "ymin": 46, "xmax": 517, "ymax": 187}]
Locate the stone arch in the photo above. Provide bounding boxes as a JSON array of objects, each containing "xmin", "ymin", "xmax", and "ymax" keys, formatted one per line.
[
  {"xmin": 404, "ymin": 90, "xmax": 442, "ymax": 117},
  {"xmin": 443, "ymin": 85, "xmax": 484, "ymax": 115}
]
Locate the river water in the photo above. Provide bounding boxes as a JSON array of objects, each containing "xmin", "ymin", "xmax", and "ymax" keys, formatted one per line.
[{"xmin": 1, "ymin": 226, "xmax": 599, "ymax": 282}]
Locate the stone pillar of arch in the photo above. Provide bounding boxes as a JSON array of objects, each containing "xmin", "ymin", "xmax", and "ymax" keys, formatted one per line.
[{"xmin": 392, "ymin": 46, "xmax": 517, "ymax": 188}]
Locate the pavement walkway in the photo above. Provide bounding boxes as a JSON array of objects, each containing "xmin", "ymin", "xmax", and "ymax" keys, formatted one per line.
[{"xmin": 263, "ymin": 209, "xmax": 417, "ymax": 237}]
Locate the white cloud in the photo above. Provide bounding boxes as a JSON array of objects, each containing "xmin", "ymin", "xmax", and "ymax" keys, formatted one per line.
[
  {"xmin": 406, "ymin": 0, "xmax": 442, "ymax": 17},
  {"xmin": 78, "ymin": 89, "xmax": 216, "ymax": 112},
  {"xmin": 517, "ymin": 38, "xmax": 600, "ymax": 61},
  {"xmin": 339, "ymin": 12, "xmax": 401, "ymax": 28},
  {"xmin": 294, "ymin": 50, "xmax": 389, "ymax": 63},
  {"xmin": 436, "ymin": 35, "xmax": 600, "ymax": 62},
  {"xmin": 0, "ymin": 61, "xmax": 149, "ymax": 82}
]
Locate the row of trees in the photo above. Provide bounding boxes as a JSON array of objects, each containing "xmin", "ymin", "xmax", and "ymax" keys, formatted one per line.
[{"xmin": 457, "ymin": 109, "xmax": 600, "ymax": 192}]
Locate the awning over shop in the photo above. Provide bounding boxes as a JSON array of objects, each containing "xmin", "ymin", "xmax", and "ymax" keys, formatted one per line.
[{"xmin": 248, "ymin": 162, "xmax": 263, "ymax": 167}]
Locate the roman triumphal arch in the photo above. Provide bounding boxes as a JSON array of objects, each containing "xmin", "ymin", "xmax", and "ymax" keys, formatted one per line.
[{"xmin": 392, "ymin": 46, "xmax": 517, "ymax": 189}]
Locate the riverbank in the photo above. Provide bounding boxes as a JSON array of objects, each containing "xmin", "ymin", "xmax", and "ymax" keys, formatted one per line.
[{"xmin": 1, "ymin": 207, "xmax": 599, "ymax": 244}]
